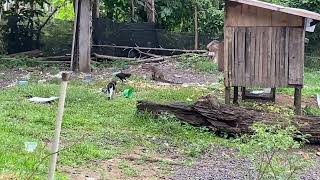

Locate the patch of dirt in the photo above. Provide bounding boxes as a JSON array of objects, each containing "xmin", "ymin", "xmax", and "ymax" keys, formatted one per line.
[
  {"xmin": 276, "ymin": 94, "xmax": 318, "ymax": 109},
  {"xmin": 170, "ymin": 145, "xmax": 320, "ymax": 180},
  {"xmin": 0, "ymin": 69, "xmax": 29, "ymax": 89},
  {"xmin": 60, "ymin": 147, "xmax": 179, "ymax": 180},
  {"xmin": 170, "ymin": 145, "xmax": 256, "ymax": 180},
  {"xmin": 126, "ymin": 61, "xmax": 222, "ymax": 85}
]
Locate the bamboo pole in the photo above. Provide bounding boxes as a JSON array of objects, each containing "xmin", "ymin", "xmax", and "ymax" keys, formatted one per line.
[{"xmin": 48, "ymin": 72, "xmax": 71, "ymax": 180}]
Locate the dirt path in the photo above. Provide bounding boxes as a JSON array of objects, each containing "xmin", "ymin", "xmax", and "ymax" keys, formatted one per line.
[{"xmin": 170, "ymin": 146, "xmax": 255, "ymax": 180}]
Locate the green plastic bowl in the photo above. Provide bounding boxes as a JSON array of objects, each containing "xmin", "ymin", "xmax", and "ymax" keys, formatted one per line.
[{"xmin": 122, "ymin": 88, "xmax": 134, "ymax": 98}]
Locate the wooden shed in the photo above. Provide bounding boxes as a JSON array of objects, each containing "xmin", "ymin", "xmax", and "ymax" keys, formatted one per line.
[{"xmin": 224, "ymin": 0, "xmax": 320, "ymax": 114}]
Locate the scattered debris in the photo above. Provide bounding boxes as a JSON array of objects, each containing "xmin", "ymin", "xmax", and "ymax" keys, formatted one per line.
[
  {"xmin": 28, "ymin": 97, "xmax": 59, "ymax": 104},
  {"xmin": 38, "ymin": 79, "xmax": 47, "ymax": 84},
  {"xmin": 17, "ymin": 80, "xmax": 28, "ymax": 86},
  {"xmin": 251, "ymin": 90, "xmax": 264, "ymax": 95},
  {"xmin": 122, "ymin": 88, "xmax": 134, "ymax": 98},
  {"xmin": 24, "ymin": 142, "xmax": 37, "ymax": 153}
]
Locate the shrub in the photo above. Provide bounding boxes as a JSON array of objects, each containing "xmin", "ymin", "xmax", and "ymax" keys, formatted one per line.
[{"xmin": 237, "ymin": 123, "xmax": 312, "ymax": 180}]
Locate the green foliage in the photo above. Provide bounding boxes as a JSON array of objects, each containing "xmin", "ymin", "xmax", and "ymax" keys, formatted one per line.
[
  {"xmin": 1, "ymin": 0, "xmax": 47, "ymax": 53},
  {"xmin": 118, "ymin": 161, "xmax": 139, "ymax": 177},
  {"xmin": 0, "ymin": 56, "xmax": 41, "ymax": 69},
  {"xmin": 237, "ymin": 124, "xmax": 312, "ymax": 180},
  {"xmin": 303, "ymin": 106, "xmax": 320, "ymax": 116},
  {"xmin": 40, "ymin": 19, "xmax": 73, "ymax": 55},
  {"xmin": 279, "ymin": 69, "xmax": 320, "ymax": 97},
  {"xmin": 177, "ymin": 54, "xmax": 218, "ymax": 73}
]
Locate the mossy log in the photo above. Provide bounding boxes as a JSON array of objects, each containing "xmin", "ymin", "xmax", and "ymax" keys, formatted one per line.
[{"xmin": 137, "ymin": 95, "xmax": 320, "ymax": 143}]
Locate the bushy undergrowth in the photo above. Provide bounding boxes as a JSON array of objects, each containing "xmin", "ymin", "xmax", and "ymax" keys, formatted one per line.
[{"xmin": 237, "ymin": 124, "xmax": 312, "ymax": 180}]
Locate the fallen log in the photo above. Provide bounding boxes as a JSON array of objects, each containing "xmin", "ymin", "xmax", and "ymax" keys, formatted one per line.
[
  {"xmin": 8, "ymin": 49, "xmax": 43, "ymax": 58},
  {"xmin": 93, "ymin": 53, "xmax": 184, "ymax": 63},
  {"xmin": 137, "ymin": 95, "xmax": 320, "ymax": 143},
  {"xmin": 42, "ymin": 55, "xmax": 71, "ymax": 61},
  {"xmin": 92, "ymin": 44, "xmax": 208, "ymax": 53}
]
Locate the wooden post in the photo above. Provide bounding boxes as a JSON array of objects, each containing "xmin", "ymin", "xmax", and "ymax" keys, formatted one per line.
[
  {"xmin": 194, "ymin": 4, "xmax": 198, "ymax": 50},
  {"xmin": 271, "ymin": 88, "xmax": 276, "ymax": 102},
  {"xmin": 48, "ymin": 72, "xmax": 70, "ymax": 180},
  {"xmin": 225, "ymin": 86, "xmax": 231, "ymax": 105},
  {"xmin": 71, "ymin": 0, "xmax": 80, "ymax": 72},
  {"xmin": 233, "ymin": 86, "xmax": 239, "ymax": 105},
  {"xmin": 241, "ymin": 87, "xmax": 246, "ymax": 100},
  {"xmin": 294, "ymin": 86, "xmax": 302, "ymax": 115}
]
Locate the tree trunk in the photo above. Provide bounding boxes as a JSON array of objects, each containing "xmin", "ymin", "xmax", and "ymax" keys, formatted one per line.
[
  {"xmin": 145, "ymin": 0, "xmax": 155, "ymax": 23},
  {"xmin": 137, "ymin": 95, "xmax": 320, "ymax": 144},
  {"xmin": 131, "ymin": 0, "xmax": 135, "ymax": 18},
  {"xmin": 194, "ymin": 4, "xmax": 199, "ymax": 50},
  {"xmin": 71, "ymin": 0, "xmax": 92, "ymax": 73}
]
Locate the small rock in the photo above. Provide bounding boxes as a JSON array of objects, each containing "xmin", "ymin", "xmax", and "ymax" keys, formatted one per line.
[
  {"xmin": 316, "ymin": 152, "xmax": 320, "ymax": 157},
  {"xmin": 174, "ymin": 74, "xmax": 182, "ymax": 78}
]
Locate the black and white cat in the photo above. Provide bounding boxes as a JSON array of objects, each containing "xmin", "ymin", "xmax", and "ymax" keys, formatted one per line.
[{"xmin": 102, "ymin": 81, "xmax": 117, "ymax": 100}]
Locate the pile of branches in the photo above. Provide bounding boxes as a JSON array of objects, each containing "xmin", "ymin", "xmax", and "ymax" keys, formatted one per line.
[{"xmin": 7, "ymin": 46, "xmax": 209, "ymax": 64}]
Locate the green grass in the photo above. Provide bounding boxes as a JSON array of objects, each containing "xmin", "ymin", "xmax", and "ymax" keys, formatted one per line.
[
  {"xmin": 278, "ymin": 69, "xmax": 320, "ymax": 97},
  {"xmin": 0, "ymin": 79, "xmax": 225, "ymax": 179},
  {"xmin": 118, "ymin": 160, "xmax": 139, "ymax": 177},
  {"xmin": 177, "ymin": 54, "xmax": 218, "ymax": 73}
]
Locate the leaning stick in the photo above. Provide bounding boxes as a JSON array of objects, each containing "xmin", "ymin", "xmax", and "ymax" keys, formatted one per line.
[{"xmin": 48, "ymin": 72, "xmax": 71, "ymax": 180}]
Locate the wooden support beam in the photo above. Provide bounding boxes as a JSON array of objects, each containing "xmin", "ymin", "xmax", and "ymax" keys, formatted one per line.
[
  {"xmin": 294, "ymin": 86, "xmax": 302, "ymax": 115},
  {"xmin": 233, "ymin": 86, "xmax": 239, "ymax": 105},
  {"xmin": 225, "ymin": 86, "xmax": 231, "ymax": 105},
  {"xmin": 241, "ymin": 87, "xmax": 246, "ymax": 100},
  {"xmin": 271, "ymin": 88, "xmax": 276, "ymax": 102}
]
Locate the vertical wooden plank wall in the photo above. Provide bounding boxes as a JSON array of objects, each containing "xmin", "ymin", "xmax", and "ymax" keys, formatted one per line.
[
  {"xmin": 224, "ymin": 2, "xmax": 305, "ymax": 88},
  {"xmin": 225, "ymin": 27, "xmax": 304, "ymax": 88}
]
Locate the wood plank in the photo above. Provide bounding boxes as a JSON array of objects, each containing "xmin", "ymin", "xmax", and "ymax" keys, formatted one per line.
[
  {"xmin": 263, "ymin": 27, "xmax": 270, "ymax": 88},
  {"xmin": 228, "ymin": 28, "xmax": 234, "ymax": 87},
  {"xmin": 284, "ymin": 27, "xmax": 289, "ymax": 86},
  {"xmin": 225, "ymin": 1, "xmax": 242, "ymax": 26},
  {"xmin": 238, "ymin": 27, "xmax": 246, "ymax": 86},
  {"xmin": 256, "ymin": 8, "xmax": 272, "ymax": 26},
  {"xmin": 270, "ymin": 27, "xmax": 276, "ymax": 88},
  {"xmin": 275, "ymin": 27, "xmax": 280, "ymax": 87},
  {"xmin": 288, "ymin": 28, "xmax": 304, "ymax": 85},
  {"xmin": 234, "ymin": 28, "xmax": 239, "ymax": 86},
  {"xmin": 267, "ymin": 27, "xmax": 272, "ymax": 87},
  {"xmin": 287, "ymin": 14, "xmax": 304, "ymax": 27},
  {"xmin": 279, "ymin": 27, "xmax": 286, "ymax": 87},
  {"xmin": 230, "ymin": 28, "xmax": 235, "ymax": 86},
  {"xmin": 254, "ymin": 28, "xmax": 261, "ymax": 86},
  {"xmin": 224, "ymin": 27, "xmax": 231, "ymax": 86},
  {"xmin": 245, "ymin": 27, "xmax": 251, "ymax": 86},
  {"xmin": 250, "ymin": 27, "xmax": 256, "ymax": 86},
  {"xmin": 258, "ymin": 28, "xmax": 264, "ymax": 87},
  {"xmin": 271, "ymin": 11, "xmax": 288, "ymax": 26},
  {"xmin": 241, "ymin": 4, "xmax": 258, "ymax": 26}
]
